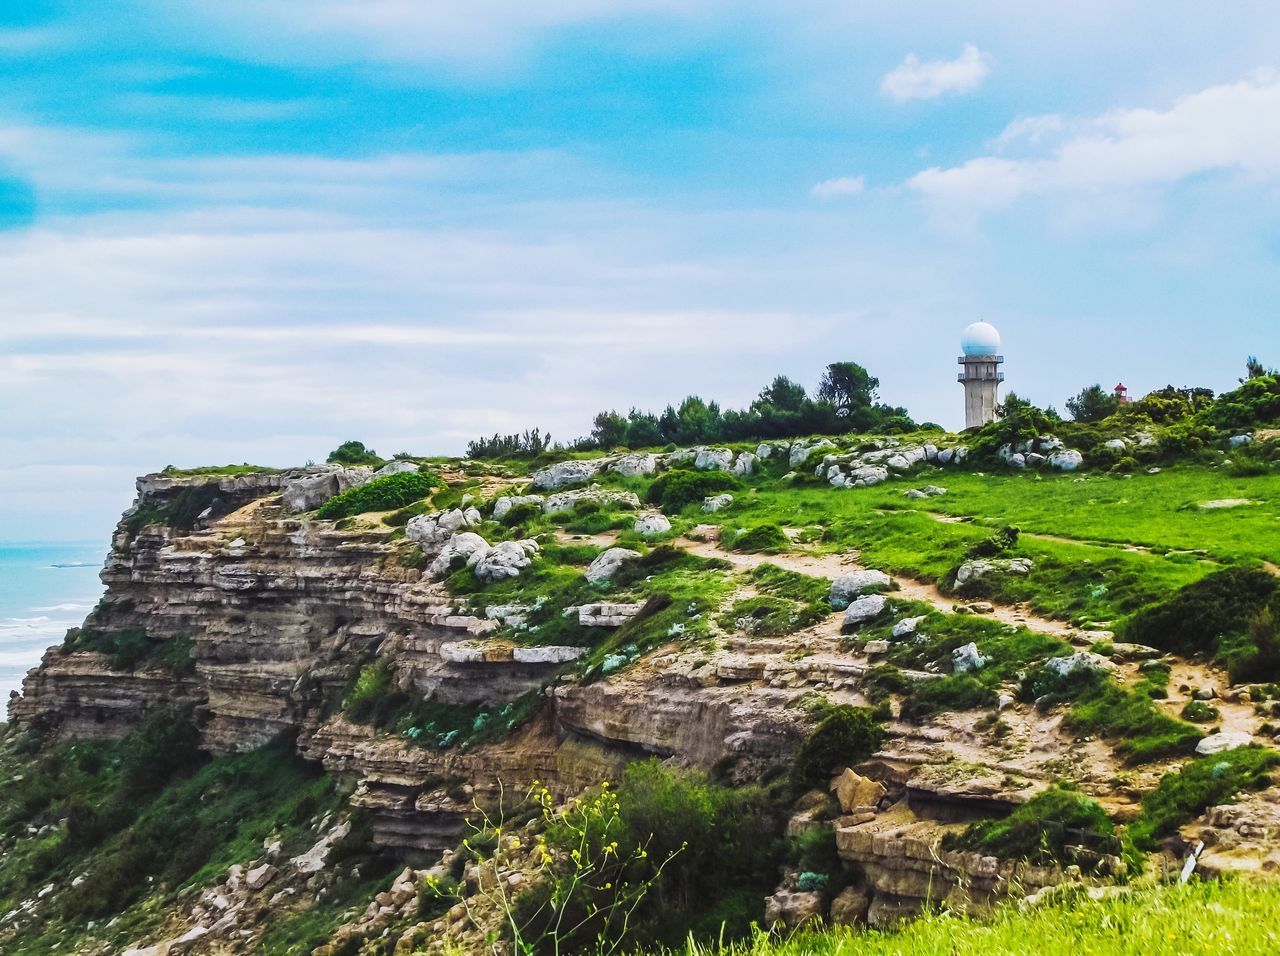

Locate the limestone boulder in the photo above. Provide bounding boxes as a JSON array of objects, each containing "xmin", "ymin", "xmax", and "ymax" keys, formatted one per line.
[
  {"xmin": 1042, "ymin": 651, "xmax": 1115, "ymax": 678},
  {"xmin": 406, "ymin": 508, "xmax": 483, "ymax": 546},
  {"xmin": 702, "ymin": 493, "xmax": 734, "ymax": 513},
  {"xmin": 892, "ymin": 615, "xmax": 926, "ymax": 638},
  {"xmin": 952, "ymin": 642, "xmax": 985, "ymax": 674},
  {"xmin": 763, "ymin": 889, "xmax": 825, "ymax": 929},
  {"xmin": 542, "ymin": 486, "xmax": 640, "ymax": 516},
  {"xmin": 373, "ymin": 460, "xmax": 420, "ymax": 477},
  {"xmin": 833, "ymin": 768, "xmax": 887, "ymax": 813},
  {"xmin": 842, "ymin": 594, "xmax": 887, "ymax": 630},
  {"xmin": 955, "ymin": 557, "xmax": 1033, "ymax": 587},
  {"xmin": 1048, "ymin": 449, "xmax": 1085, "ymax": 471},
  {"xmin": 281, "ymin": 466, "xmax": 374, "ymax": 513},
  {"xmin": 531, "ymin": 459, "xmax": 606, "ymax": 491},
  {"xmin": 611, "ymin": 453, "xmax": 658, "ymax": 477},
  {"xmin": 1196, "ymin": 731, "xmax": 1252, "ymax": 756},
  {"xmin": 585, "ymin": 548, "xmax": 641, "ymax": 585},
  {"xmin": 634, "ymin": 513, "xmax": 672, "ymax": 536},
  {"xmin": 428, "ymin": 532, "xmax": 491, "ymax": 579},
  {"xmin": 474, "ymin": 540, "xmax": 539, "ymax": 583},
  {"xmin": 694, "ymin": 447, "xmax": 735, "ymax": 472},
  {"xmin": 790, "ymin": 439, "xmax": 836, "ymax": 468},
  {"xmin": 829, "ymin": 570, "xmax": 891, "ymax": 610},
  {"xmin": 246, "ymin": 863, "xmax": 278, "ymax": 892},
  {"xmin": 732, "ymin": 452, "xmax": 757, "ymax": 476},
  {"xmin": 491, "ymin": 494, "xmax": 545, "ymax": 522}
]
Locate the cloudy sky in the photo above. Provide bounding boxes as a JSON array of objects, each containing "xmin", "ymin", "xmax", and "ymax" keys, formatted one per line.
[{"xmin": 2, "ymin": 2, "xmax": 1279, "ymax": 541}]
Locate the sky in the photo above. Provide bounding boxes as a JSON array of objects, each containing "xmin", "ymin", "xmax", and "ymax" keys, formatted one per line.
[{"xmin": 2, "ymin": 1, "xmax": 1279, "ymax": 542}]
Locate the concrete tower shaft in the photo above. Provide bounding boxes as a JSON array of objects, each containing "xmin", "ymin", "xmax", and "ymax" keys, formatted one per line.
[{"xmin": 958, "ymin": 322, "xmax": 1004, "ymax": 429}]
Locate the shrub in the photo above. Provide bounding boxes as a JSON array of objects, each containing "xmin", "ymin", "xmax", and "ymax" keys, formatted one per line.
[
  {"xmin": 467, "ymin": 429, "xmax": 553, "ymax": 459},
  {"xmin": 725, "ymin": 524, "xmax": 791, "ymax": 553},
  {"xmin": 1130, "ymin": 746, "xmax": 1280, "ymax": 850},
  {"xmin": 966, "ymin": 525, "xmax": 1020, "ymax": 560},
  {"xmin": 1180, "ymin": 700, "xmax": 1221, "ymax": 723},
  {"xmin": 1124, "ymin": 566, "xmax": 1277, "ymax": 658},
  {"xmin": 344, "ymin": 660, "xmax": 397, "ymax": 725},
  {"xmin": 1068, "ymin": 680, "xmax": 1201, "ymax": 762},
  {"xmin": 791, "ymin": 706, "xmax": 884, "ymax": 789},
  {"xmin": 315, "ymin": 471, "xmax": 439, "ymax": 520},
  {"xmin": 899, "ymin": 674, "xmax": 994, "ymax": 721},
  {"xmin": 944, "ymin": 784, "xmax": 1115, "ymax": 865},
  {"xmin": 646, "ymin": 470, "xmax": 740, "ymax": 513},
  {"xmin": 327, "ymin": 440, "xmax": 383, "ymax": 466}
]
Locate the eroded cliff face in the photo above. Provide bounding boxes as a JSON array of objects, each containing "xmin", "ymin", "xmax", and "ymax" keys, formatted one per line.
[{"xmin": 5, "ymin": 466, "xmax": 1137, "ymax": 941}]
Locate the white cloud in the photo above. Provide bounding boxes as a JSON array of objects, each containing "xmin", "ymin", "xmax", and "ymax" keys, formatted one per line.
[
  {"xmin": 908, "ymin": 73, "xmax": 1280, "ymax": 221},
  {"xmin": 810, "ymin": 175, "xmax": 865, "ymax": 199},
  {"xmin": 880, "ymin": 43, "xmax": 991, "ymax": 101}
]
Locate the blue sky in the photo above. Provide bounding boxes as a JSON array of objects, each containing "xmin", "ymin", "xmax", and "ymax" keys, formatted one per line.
[{"xmin": 2, "ymin": 1, "xmax": 1279, "ymax": 541}]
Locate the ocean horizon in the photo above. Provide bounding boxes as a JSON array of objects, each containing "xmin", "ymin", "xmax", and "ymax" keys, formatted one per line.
[{"xmin": 0, "ymin": 541, "xmax": 106, "ymax": 708}]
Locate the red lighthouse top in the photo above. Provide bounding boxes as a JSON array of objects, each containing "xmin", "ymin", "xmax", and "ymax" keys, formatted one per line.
[{"xmin": 1114, "ymin": 382, "xmax": 1130, "ymax": 403}]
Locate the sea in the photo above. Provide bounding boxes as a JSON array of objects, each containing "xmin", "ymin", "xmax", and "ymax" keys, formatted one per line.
[{"xmin": 0, "ymin": 542, "xmax": 106, "ymax": 707}]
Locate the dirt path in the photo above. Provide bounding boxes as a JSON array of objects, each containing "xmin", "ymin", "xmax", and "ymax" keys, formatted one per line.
[{"xmin": 558, "ymin": 528, "xmax": 1078, "ymax": 638}]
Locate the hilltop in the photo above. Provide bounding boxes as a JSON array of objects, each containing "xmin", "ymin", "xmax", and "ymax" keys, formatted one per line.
[{"xmin": 0, "ymin": 373, "xmax": 1279, "ymax": 954}]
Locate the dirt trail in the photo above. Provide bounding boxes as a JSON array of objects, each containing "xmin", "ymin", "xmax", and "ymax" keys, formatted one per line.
[{"xmin": 558, "ymin": 528, "xmax": 1077, "ymax": 638}]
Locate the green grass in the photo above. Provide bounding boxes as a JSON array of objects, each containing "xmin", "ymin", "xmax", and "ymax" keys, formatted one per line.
[
  {"xmin": 159, "ymin": 463, "xmax": 277, "ymax": 477},
  {"xmin": 1129, "ymin": 746, "xmax": 1280, "ymax": 850},
  {"xmin": 681, "ymin": 877, "xmax": 1280, "ymax": 956},
  {"xmin": 943, "ymin": 783, "xmax": 1116, "ymax": 865},
  {"xmin": 314, "ymin": 470, "xmax": 439, "ymax": 520}
]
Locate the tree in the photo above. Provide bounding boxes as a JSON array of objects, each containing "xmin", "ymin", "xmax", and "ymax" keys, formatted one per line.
[
  {"xmin": 326, "ymin": 440, "xmax": 382, "ymax": 466},
  {"xmin": 1065, "ymin": 384, "xmax": 1120, "ymax": 423},
  {"xmin": 1243, "ymin": 356, "xmax": 1275, "ymax": 382},
  {"xmin": 817, "ymin": 362, "xmax": 879, "ymax": 417},
  {"xmin": 590, "ymin": 411, "xmax": 629, "ymax": 450},
  {"xmin": 752, "ymin": 375, "xmax": 809, "ymax": 414}
]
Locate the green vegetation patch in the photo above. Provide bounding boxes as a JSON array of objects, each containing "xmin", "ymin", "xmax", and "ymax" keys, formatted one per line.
[
  {"xmin": 943, "ymin": 783, "xmax": 1116, "ymax": 866},
  {"xmin": 315, "ymin": 470, "xmax": 439, "ymax": 520},
  {"xmin": 647, "ymin": 469, "xmax": 741, "ymax": 514},
  {"xmin": 1130, "ymin": 746, "xmax": 1280, "ymax": 850},
  {"xmin": 64, "ymin": 628, "xmax": 195, "ymax": 676},
  {"xmin": 724, "ymin": 523, "xmax": 791, "ymax": 553},
  {"xmin": 791, "ymin": 705, "xmax": 884, "ymax": 790}
]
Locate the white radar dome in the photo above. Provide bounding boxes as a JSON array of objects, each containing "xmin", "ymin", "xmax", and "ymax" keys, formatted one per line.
[{"xmin": 961, "ymin": 321, "xmax": 1001, "ymax": 357}]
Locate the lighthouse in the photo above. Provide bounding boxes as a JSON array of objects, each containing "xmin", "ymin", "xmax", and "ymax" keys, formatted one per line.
[{"xmin": 957, "ymin": 321, "xmax": 1004, "ymax": 429}]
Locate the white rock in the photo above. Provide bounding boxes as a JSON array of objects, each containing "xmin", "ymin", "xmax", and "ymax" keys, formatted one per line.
[
  {"xmin": 634, "ymin": 513, "xmax": 672, "ymax": 536},
  {"xmin": 584, "ymin": 548, "xmax": 641, "ymax": 584},
  {"xmin": 531, "ymin": 459, "xmax": 606, "ymax": 491},
  {"xmin": 1048, "ymin": 449, "xmax": 1085, "ymax": 471},
  {"xmin": 1195, "ymin": 731, "xmax": 1252, "ymax": 755},
  {"xmin": 406, "ymin": 508, "xmax": 482, "ymax": 546},
  {"xmin": 885, "ymin": 454, "xmax": 911, "ymax": 472},
  {"xmin": 955, "ymin": 558, "xmax": 1033, "ymax": 587},
  {"xmin": 1103, "ymin": 439, "xmax": 1128, "ymax": 452},
  {"xmin": 997, "ymin": 693, "xmax": 1015, "ymax": 711},
  {"xmin": 842, "ymin": 594, "xmax": 888, "ymax": 629},
  {"xmin": 512, "ymin": 646, "xmax": 585, "ymax": 664},
  {"xmin": 1024, "ymin": 452, "xmax": 1046, "ymax": 468},
  {"xmin": 1043, "ymin": 651, "xmax": 1115, "ymax": 678},
  {"xmin": 474, "ymin": 539, "xmax": 539, "ymax": 583},
  {"xmin": 491, "ymin": 495, "xmax": 545, "ymax": 522},
  {"xmin": 790, "ymin": 439, "xmax": 835, "ymax": 468},
  {"xmin": 1007, "ymin": 453, "xmax": 1027, "ymax": 469},
  {"xmin": 694, "ymin": 447, "xmax": 735, "ymax": 472},
  {"xmin": 578, "ymin": 602, "xmax": 647, "ymax": 627},
  {"xmin": 428, "ymin": 531, "xmax": 491, "ymax": 578},
  {"xmin": 611, "ymin": 453, "xmax": 658, "ymax": 477},
  {"xmin": 732, "ymin": 452, "xmax": 757, "ymax": 476},
  {"xmin": 864, "ymin": 639, "xmax": 890, "ymax": 655},
  {"xmin": 281, "ymin": 465, "xmax": 374, "ymax": 513},
  {"xmin": 952, "ymin": 642, "xmax": 986, "ymax": 673},
  {"xmin": 756, "ymin": 443, "xmax": 773, "ymax": 459},
  {"xmin": 1039, "ymin": 435, "xmax": 1065, "ymax": 451},
  {"xmin": 892, "ymin": 616, "xmax": 925, "ymax": 638},
  {"xmin": 373, "ymin": 460, "xmax": 420, "ymax": 477},
  {"xmin": 830, "ymin": 570, "xmax": 891, "ymax": 610},
  {"xmin": 542, "ymin": 486, "xmax": 640, "ymax": 516},
  {"xmin": 702, "ymin": 493, "xmax": 734, "ymax": 513},
  {"xmin": 1228, "ymin": 434, "xmax": 1254, "ymax": 448},
  {"xmin": 246, "ymin": 864, "xmax": 278, "ymax": 892},
  {"xmin": 292, "ymin": 820, "xmax": 351, "ymax": 875}
]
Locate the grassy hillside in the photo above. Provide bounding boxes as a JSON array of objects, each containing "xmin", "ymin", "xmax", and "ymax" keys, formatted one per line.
[{"xmin": 686, "ymin": 877, "xmax": 1280, "ymax": 956}]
